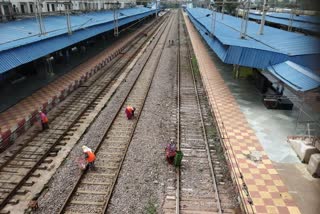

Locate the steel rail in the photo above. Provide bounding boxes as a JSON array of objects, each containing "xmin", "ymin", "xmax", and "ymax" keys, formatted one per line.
[
  {"xmin": 0, "ymin": 17, "xmax": 166, "ymax": 211},
  {"xmin": 175, "ymin": 9, "xmax": 181, "ymax": 214},
  {"xmin": 59, "ymin": 13, "xmax": 174, "ymax": 214},
  {"xmin": 182, "ymin": 9, "xmax": 223, "ymax": 214},
  {"xmin": 184, "ymin": 10, "xmax": 254, "ymax": 214},
  {"xmin": 0, "ymin": 19, "xmax": 157, "ymax": 152},
  {"xmin": 0, "ymin": 18, "xmax": 158, "ymax": 172},
  {"xmin": 0, "ymin": 17, "xmax": 158, "ymax": 162}
]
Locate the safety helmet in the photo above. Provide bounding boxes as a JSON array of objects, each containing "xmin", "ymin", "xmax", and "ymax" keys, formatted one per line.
[{"xmin": 82, "ymin": 145, "xmax": 90, "ymax": 152}]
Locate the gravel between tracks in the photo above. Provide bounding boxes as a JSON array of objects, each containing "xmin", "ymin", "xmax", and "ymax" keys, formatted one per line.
[
  {"xmin": 34, "ymin": 39, "xmax": 160, "ymax": 214},
  {"xmin": 106, "ymin": 19, "xmax": 178, "ymax": 214},
  {"xmin": 35, "ymin": 15, "xmax": 177, "ymax": 213},
  {"xmin": 35, "ymin": 11, "xmax": 240, "ymax": 214}
]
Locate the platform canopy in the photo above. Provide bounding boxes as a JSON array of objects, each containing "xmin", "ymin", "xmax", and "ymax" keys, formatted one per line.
[
  {"xmin": 186, "ymin": 8, "xmax": 320, "ymax": 70},
  {"xmin": 249, "ymin": 12, "xmax": 320, "ymax": 34},
  {"xmin": 0, "ymin": 7, "xmax": 156, "ymax": 74},
  {"xmin": 267, "ymin": 61, "xmax": 320, "ymax": 92},
  {"xmin": 267, "ymin": 12, "xmax": 320, "ymax": 25}
]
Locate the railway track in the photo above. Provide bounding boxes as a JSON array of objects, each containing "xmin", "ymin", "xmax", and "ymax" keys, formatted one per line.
[
  {"xmin": 58, "ymin": 12, "xmax": 176, "ymax": 214},
  {"xmin": 163, "ymin": 10, "xmax": 239, "ymax": 213},
  {"xmin": 0, "ymin": 15, "xmax": 168, "ymax": 211}
]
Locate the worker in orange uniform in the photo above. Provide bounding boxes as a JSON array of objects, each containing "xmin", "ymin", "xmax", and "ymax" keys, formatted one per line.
[
  {"xmin": 82, "ymin": 146, "xmax": 96, "ymax": 170},
  {"xmin": 125, "ymin": 105, "xmax": 136, "ymax": 120},
  {"xmin": 39, "ymin": 111, "xmax": 49, "ymax": 131}
]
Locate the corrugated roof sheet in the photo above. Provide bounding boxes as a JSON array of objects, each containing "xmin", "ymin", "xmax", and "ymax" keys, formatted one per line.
[
  {"xmin": 186, "ymin": 8, "xmax": 320, "ymax": 69},
  {"xmin": 249, "ymin": 13, "xmax": 320, "ymax": 33},
  {"xmin": 267, "ymin": 12, "xmax": 320, "ymax": 25},
  {"xmin": 0, "ymin": 7, "xmax": 155, "ymax": 74},
  {"xmin": 0, "ymin": 7, "xmax": 154, "ymax": 52},
  {"xmin": 267, "ymin": 61, "xmax": 320, "ymax": 92}
]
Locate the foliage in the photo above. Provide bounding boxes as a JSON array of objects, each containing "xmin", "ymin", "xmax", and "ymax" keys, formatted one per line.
[
  {"xmin": 136, "ymin": 0, "xmax": 152, "ymax": 7},
  {"xmin": 144, "ymin": 199, "xmax": 157, "ymax": 214},
  {"xmin": 224, "ymin": 0, "xmax": 237, "ymax": 15},
  {"xmin": 191, "ymin": 57, "xmax": 199, "ymax": 75},
  {"xmin": 212, "ymin": 0, "xmax": 237, "ymax": 15}
]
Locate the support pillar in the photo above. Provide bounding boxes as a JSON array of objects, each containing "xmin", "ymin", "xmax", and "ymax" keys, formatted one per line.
[
  {"xmin": 65, "ymin": 49, "xmax": 70, "ymax": 63},
  {"xmin": 233, "ymin": 64, "xmax": 240, "ymax": 79},
  {"xmin": 46, "ymin": 56, "xmax": 54, "ymax": 75}
]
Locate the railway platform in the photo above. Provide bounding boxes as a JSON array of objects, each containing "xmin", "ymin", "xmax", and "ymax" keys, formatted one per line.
[
  {"xmin": 183, "ymin": 13, "xmax": 302, "ymax": 214},
  {"xmin": 0, "ymin": 27, "xmax": 147, "ymax": 148}
]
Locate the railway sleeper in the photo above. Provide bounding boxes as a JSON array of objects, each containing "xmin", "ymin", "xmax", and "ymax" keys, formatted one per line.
[
  {"xmin": 97, "ymin": 151, "xmax": 123, "ymax": 156},
  {"xmin": 8, "ymin": 161, "xmax": 36, "ymax": 167},
  {"xmin": 7, "ymin": 199, "xmax": 19, "ymax": 205},
  {"xmin": 14, "ymin": 158, "xmax": 38, "ymax": 162},
  {"xmin": 85, "ymin": 172, "xmax": 115, "ymax": 177},
  {"xmin": 95, "ymin": 164, "xmax": 118, "ymax": 170},
  {"xmin": 57, "ymin": 142, "xmax": 67, "ymax": 146},
  {"xmin": 36, "ymin": 166, "xmax": 48, "ymax": 170},
  {"xmin": 0, "ymin": 180, "xmax": 19, "ymax": 185},
  {"xmin": 30, "ymin": 173, "xmax": 41, "ymax": 178},
  {"xmin": 81, "ymin": 181, "xmax": 112, "ymax": 186},
  {"xmin": 15, "ymin": 189, "xmax": 28, "ymax": 195},
  {"xmin": 47, "ymin": 152, "xmax": 58, "ymax": 157},
  {"xmin": 102, "ymin": 144, "xmax": 127, "ymax": 149},
  {"xmin": 69, "ymin": 200, "xmax": 104, "ymax": 206},
  {"xmin": 0, "ymin": 168, "xmax": 19, "ymax": 174},
  {"xmin": 5, "ymin": 164, "xmax": 33, "ymax": 170},
  {"xmin": 18, "ymin": 177, "xmax": 34, "ymax": 185},
  {"xmin": 42, "ymin": 159, "xmax": 53, "ymax": 164},
  {"xmin": 83, "ymin": 174, "xmax": 113, "ymax": 182},
  {"xmin": 97, "ymin": 156, "xmax": 122, "ymax": 162}
]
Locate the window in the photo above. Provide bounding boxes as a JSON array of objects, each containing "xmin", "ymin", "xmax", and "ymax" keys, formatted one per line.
[
  {"xmin": 30, "ymin": 4, "xmax": 33, "ymax": 13},
  {"xmin": 21, "ymin": 4, "xmax": 25, "ymax": 13},
  {"xmin": 51, "ymin": 4, "xmax": 55, "ymax": 12}
]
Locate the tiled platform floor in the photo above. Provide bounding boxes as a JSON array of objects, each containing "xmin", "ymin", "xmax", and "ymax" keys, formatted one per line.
[
  {"xmin": 0, "ymin": 25, "xmax": 149, "ymax": 144},
  {"xmin": 183, "ymin": 13, "xmax": 301, "ymax": 214}
]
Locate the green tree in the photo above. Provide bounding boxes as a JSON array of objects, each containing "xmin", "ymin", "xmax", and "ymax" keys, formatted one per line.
[{"xmin": 224, "ymin": 0, "xmax": 237, "ymax": 15}]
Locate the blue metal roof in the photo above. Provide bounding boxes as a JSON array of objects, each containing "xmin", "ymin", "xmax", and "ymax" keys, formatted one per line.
[
  {"xmin": 249, "ymin": 13, "xmax": 320, "ymax": 33},
  {"xmin": 186, "ymin": 8, "xmax": 320, "ymax": 70},
  {"xmin": 267, "ymin": 12, "xmax": 320, "ymax": 25},
  {"xmin": 0, "ymin": 7, "xmax": 154, "ymax": 52},
  {"xmin": 267, "ymin": 61, "xmax": 320, "ymax": 92},
  {"xmin": 0, "ymin": 7, "xmax": 155, "ymax": 74}
]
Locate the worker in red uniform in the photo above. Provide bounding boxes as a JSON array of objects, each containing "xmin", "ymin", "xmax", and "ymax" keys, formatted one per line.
[
  {"xmin": 125, "ymin": 105, "xmax": 136, "ymax": 120},
  {"xmin": 82, "ymin": 146, "xmax": 96, "ymax": 170},
  {"xmin": 39, "ymin": 111, "xmax": 49, "ymax": 130},
  {"xmin": 165, "ymin": 140, "xmax": 177, "ymax": 164}
]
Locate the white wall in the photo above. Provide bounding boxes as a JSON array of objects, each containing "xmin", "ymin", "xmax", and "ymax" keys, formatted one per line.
[{"xmin": 10, "ymin": 0, "xmax": 137, "ymax": 14}]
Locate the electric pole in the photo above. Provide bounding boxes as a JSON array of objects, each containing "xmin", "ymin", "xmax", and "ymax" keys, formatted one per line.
[
  {"xmin": 258, "ymin": 0, "xmax": 268, "ymax": 35},
  {"xmin": 113, "ymin": 1, "xmax": 119, "ymax": 37},
  {"xmin": 35, "ymin": 0, "xmax": 46, "ymax": 35},
  {"xmin": 240, "ymin": 0, "xmax": 250, "ymax": 39},
  {"xmin": 65, "ymin": 1, "xmax": 72, "ymax": 35}
]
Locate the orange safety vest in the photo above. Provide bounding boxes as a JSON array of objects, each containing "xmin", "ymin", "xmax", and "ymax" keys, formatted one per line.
[
  {"xmin": 40, "ymin": 113, "xmax": 48, "ymax": 123},
  {"xmin": 126, "ymin": 106, "xmax": 134, "ymax": 113},
  {"xmin": 85, "ymin": 151, "xmax": 96, "ymax": 163},
  {"xmin": 43, "ymin": 116, "xmax": 48, "ymax": 123}
]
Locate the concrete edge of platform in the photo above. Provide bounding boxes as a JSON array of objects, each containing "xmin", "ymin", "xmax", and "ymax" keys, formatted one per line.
[{"xmin": 0, "ymin": 46, "xmax": 126, "ymax": 150}]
